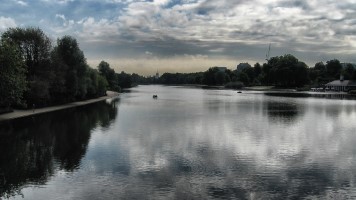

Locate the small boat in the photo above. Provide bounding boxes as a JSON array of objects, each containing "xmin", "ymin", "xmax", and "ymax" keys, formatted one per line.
[
  {"xmin": 237, "ymin": 91, "xmax": 242, "ymax": 93},
  {"xmin": 153, "ymin": 95, "xmax": 158, "ymax": 98}
]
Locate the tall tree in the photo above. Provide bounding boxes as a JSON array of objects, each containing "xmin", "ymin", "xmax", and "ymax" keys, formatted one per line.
[
  {"xmin": 53, "ymin": 36, "xmax": 88, "ymax": 100},
  {"xmin": 1, "ymin": 27, "xmax": 52, "ymax": 106},
  {"xmin": 326, "ymin": 59, "xmax": 342, "ymax": 79},
  {"xmin": 98, "ymin": 61, "xmax": 119, "ymax": 91},
  {"xmin": 265, "ymin": 54, "xmax": 309, "ymax": 87},
  {"xmin": 0, "ymin": 41, "xmax": 27, "ymax": 111}
]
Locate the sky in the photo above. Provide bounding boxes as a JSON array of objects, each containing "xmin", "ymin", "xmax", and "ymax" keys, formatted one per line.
[{"xmin": 1, "ymin": 0, "xmax": 356, "ymax": 75}]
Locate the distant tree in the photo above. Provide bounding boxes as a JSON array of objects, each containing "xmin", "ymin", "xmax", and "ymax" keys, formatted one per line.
[
  {"xmin": 0, "ymin": 41, "xmax": 27, "ymax": 110},
  {"xmin": 343, "ymin": 64, "xmax": 355, "ymax": 80},
  {"xmin": 326, "ymin": 59, "xmax": 342, "ymax": 79},
  {"xmin": 237, "ymin": 72, "xmax": 250, "ymax": 85},
  {"xmin": 264, "ymin": 54, "xmax": 309, "ymax": 87},
  {"xmin": 242, "ymin": 65, "xmax": 255, "ymax": 83},
  {"xmin": 117, "ymin": 71, "xmax": 132, "ymax": 88},
  {"xmin": 97, "ymin": 75, "xmax": 108, "ymax": 96},
  {"xmin": 203, "ymin": 67, "xmax": 218, "ymax": 85},
  {"xmin": 98, "ymin": 61, "xmax": 119, "ymax": 91},
  {"xmin": 314, "ymin": 62, "xmax": 326, "ymax": 72},
  {"xmin": 86, "ymin": 68, "xmax": 99, "ymax": 98},
  {"xmin": 215, "ymin": 71, "xmax": 225, "ymax": 85},
  {"xmin": 254, "ymin": 63, "xmax": 262, "ymax": 78},
  {"xmin": 55, "ymin": 36, "xmax": 88, "ymax": 100}
]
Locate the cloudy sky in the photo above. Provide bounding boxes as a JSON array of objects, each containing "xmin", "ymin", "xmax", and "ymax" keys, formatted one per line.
[{"xmin": 1, "ymin": 0, "xmax": 356, "ymax": 75}]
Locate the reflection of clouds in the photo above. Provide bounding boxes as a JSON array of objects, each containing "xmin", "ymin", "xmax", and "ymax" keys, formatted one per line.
[
  {"xmin": 11, "ymin": 86, "xmax": 356, "ymax": 199},
  {"xmin": 104, "ymin": 86, "xmax": 356, "ymax": 198}
]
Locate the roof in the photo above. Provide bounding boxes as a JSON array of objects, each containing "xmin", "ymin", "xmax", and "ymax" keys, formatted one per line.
[{"xmin": 326, "ymin": 80, "xmax": 356, "ymax": 87}]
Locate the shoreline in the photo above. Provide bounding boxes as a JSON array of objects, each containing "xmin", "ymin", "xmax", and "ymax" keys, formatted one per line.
[{"xmin": 0, "ymin": 91, "xmax": 119, "ymax": 122}]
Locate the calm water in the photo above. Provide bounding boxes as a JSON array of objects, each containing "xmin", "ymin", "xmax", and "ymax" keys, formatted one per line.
[{"xmin": 1, "ymin": 85, "xmax": 356, "ymax": 199}]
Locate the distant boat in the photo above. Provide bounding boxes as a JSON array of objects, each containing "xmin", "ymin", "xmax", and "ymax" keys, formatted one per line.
[
  {"xmin": 237, "ymin": 91, "xmax": 242, "ymax": 93},
  {"xmin": 153, "ymin": 95, "xmax": 158, "ymax": 98}
]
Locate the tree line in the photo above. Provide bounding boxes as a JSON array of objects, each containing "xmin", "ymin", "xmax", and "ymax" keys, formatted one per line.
[
  {"xmin": 2, "ymin": 27, "xmax": 355, "ymax": 112},
  {"xmin": 0, "ymin": 27, "xmax": 146, "ymax": 113},
  {"xmin": 155, "ymin": 54, "xmax": 356, "ymax": 89}
]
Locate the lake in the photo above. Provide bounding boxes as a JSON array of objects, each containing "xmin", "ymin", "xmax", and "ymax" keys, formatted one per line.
[{"xmin": 1, "ymin": 85, "xmax": 356, "ymax": 199}]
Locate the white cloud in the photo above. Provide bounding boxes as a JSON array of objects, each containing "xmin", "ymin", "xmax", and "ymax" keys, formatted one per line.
[
  {"xmin": 0, "ymin": 16, "xmax": 16, "ymax": 32},
  {"xmin": 5, "ymin": 0, "xmax": 356, "ymax": 72},
  {"xmin": 55, "ymin": 14, "xmax": 66, "ymax": 21},
  {"xmin": 16, "ymin": 0, "xmax": 28, "ymax": 6}
]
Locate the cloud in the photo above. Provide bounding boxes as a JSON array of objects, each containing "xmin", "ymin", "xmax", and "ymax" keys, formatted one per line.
[
  {"xmin": 0, "ymin": 16, "xmax": 16, "ymax": 32},
  {"xmin": 15, "ymin": 0, "xmax": 28, "ymax": 6},
  {"xmin": 2, "ymin": 0, "xmax": 356, "ymax": 73}
]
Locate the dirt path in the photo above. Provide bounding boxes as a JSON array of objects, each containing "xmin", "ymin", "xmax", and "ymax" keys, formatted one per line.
[{"xmin": 0, "ymin": 91, "xmax": 119, "ymax": 122}]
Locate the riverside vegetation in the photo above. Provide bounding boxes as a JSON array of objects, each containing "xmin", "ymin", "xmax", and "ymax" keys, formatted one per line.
[
  {"xmin": 2, "ymin": 27, "xmax": 356, "ymax": 113},
  {"xmin": 0, "ymin": 27, "xmax": 147, "ymax": 113}
]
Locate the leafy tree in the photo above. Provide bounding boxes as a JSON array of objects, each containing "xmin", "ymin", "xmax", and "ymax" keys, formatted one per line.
[
  {"xmin": 264, "ymin": 54, "xmax": 309, "ymax": 87},
  {"xmin": 343, "ymin": 64, "xmax": 354, "ymax": 80},
  {"xmin": 237, "ymin": 72, "xmax": 250, "ymax": 86},
  {"xmin": 0, "ymin": 41, "xmax": 27, "ymax": 111},
  {"xmin": 54, "ymin": 36, "xmax": 88, "ymax": 100},
  {"xmin": 117, "ymin": 71, "xmax": 132, "ymax": 88},
  {"xmin": 203, "ymin": 67, "xmax": 218, "ymax": 85},
  {"xmin": 98, "ymin": 61, "xmax": 119, "ymax": 91},
  {"xmin": 254, "ymin": 63, "xmax": 262, "ymax": 78},
  {"xmin": 2, "ymin": 27, "xmax": 52, "ymax": 106},
  {"xmin": 242, "ymin": 65, "xmax": 255, "ymax": 83},
  {"xmin": 97, "ymin": 75, "xmax": 108, "ymax": 96},
  {"xmin": 326, "ymin": 59, "xmax": 342, "ymax": 79},
  {"xmin": 215, "ymin": 71, "xmax": 226, "ymax": 85}
]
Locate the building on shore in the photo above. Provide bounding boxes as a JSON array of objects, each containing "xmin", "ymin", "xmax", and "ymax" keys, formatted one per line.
[{"xmin": 325, "ymin": 79, "xmax": 356, "ymax": 92}]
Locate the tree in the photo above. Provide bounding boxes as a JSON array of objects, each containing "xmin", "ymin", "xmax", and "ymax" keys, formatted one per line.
[
  {"xmin": 2, "ymin": 27, "xmax": 52, "ymax": 106},
  {"xmin": 254, "ymin": 63, "xmax": 262, "ymax": 78},
  {"xmin": 264, "ymin": 54, "xmax": 309, "ymax": 87},
  {"xmin": 326, "ymin": 59, "xmax": 342, "ymax": 79},
  {"xmin": 343, "ymin": 64, "xmax": 354, "ymax": 80},
  {"xmin": 98, "ymin": 61, "xmax": 119, "ymax": 91},
  {"xmin": 237, "ymin": 72, "xmax": 249, "ymax": 85},
  {"xmin": 242, "ymin": 65, "xmax": 255, "ymax": 83},
  {"xmin": 53, "ymin": 36, "xmax": 88, "ymax": 100},
  {"xmin": 0, "ymin": 41, "xmax": 27, "ymax": 111},
  {"xmin": 117, "ymin": 71, "xmax": 132, "ymax": 88}
]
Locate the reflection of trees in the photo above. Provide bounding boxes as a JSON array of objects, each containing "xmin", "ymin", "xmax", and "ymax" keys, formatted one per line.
[
  {"xmin": 0, "ymin": 101, "xmax": 117, "ymax": 198},
  {"xmin": 265, "ymin": 101, "xmax": 301, "ymax": 123}
]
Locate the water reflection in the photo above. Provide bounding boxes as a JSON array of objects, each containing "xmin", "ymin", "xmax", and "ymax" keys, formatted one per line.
[
  {"xmin": 0, "ymin": 100, "xmax": 118, "ymax": 198},
  {"xmin": 265, "ymin": 101, "xmax": 301, "ymax": 123},
  {"xmin": 2, "ymin": 86, "xmax": 356, "ymax": 199}
]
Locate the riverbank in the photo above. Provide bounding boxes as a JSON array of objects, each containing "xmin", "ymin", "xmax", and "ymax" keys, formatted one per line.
[{"xmin": 0, "ymin": 91, "xmax": 119, "ymax": 122}]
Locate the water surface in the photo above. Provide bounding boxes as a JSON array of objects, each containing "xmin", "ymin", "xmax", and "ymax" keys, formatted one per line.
[{"xmin": 1, "ymin": 85, "xmax": 356, "ymax": 199}]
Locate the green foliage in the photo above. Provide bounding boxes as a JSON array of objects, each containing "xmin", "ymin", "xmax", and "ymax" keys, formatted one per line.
[
  {"xmin": 159, "ymin": 72, "xmax": 203, "ymax": 85},
  {"xmin": 0, "ymin": 41, "xmax": 27, "ymax": 109},
  {"xmin": 55, "ymin": 36, "xmax": 89, "ymax": 100},
  {"xmin": 326, "ymin": 59, "xmax": 342, "ymax": 79},
  {"xmin": 117, "ymin": 71, "xmax": 132, "ymax": 88},
  {"xmin": 2, "ymin": 27, "xmax": 52, "ymax": 106},
  {"xmin": 97, "ymin": 75, "xmax": 109, "ymax": 96},
  {"xmin": 98, "ymin": 61, "xmax": 119, "ymax": 91},
  {"xmin": 343, "ymin": 64, "xmax": 354, "ymax": 80},
  {"xmin": 237, "ymin": 72, "xmax": 250, "ymax": 85},
  {"xmin": 261, "ymin": 54, "xmax": 309, "ymax": 87},
  {"xmin": 0, "ymin": 27, "xmax": 113, "ymax": 109}
]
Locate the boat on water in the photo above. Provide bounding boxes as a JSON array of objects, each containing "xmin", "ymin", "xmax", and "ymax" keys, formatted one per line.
[{"xmin": 153, "ymin": 95, "xmax": 158, "ymax": 98}]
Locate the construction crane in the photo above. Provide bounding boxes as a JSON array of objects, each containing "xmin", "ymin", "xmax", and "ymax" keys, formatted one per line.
[{"xmin": 266, "ymin": 43, "xmax": 271, "ymax": 61}]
